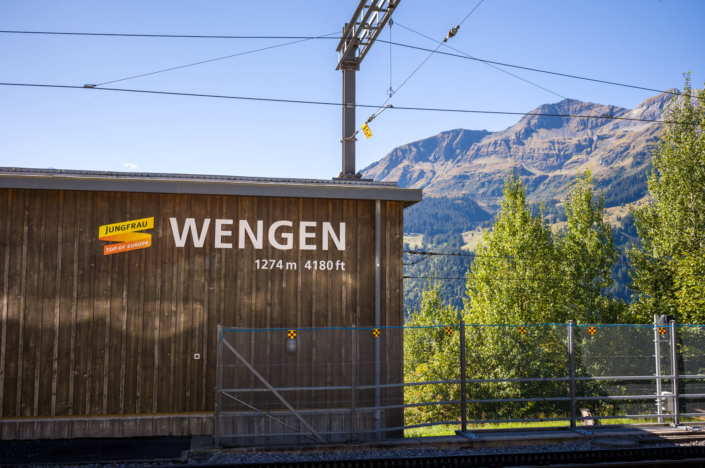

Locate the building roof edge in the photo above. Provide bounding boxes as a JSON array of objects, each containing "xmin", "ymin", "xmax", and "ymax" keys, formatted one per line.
[{"xmin": 0, "ymin": 167, "xmax": 423, "ymax": 206}]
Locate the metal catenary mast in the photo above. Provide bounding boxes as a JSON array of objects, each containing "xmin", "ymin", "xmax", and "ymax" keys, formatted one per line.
[{"xmin": 335, "ymin": 0, "xmax": 398, "ymax": 179}]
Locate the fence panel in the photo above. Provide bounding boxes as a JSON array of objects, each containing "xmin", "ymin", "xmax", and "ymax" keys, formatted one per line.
[
  {"xmin": 679, "ymin": 326, "xmax": 705, "ymax": 420},
  {"xmin": 214, "ymin": 322, "xmax": 701, "ymax": 447},
  {"xmin": 574, "ymin": 324, "xmax": 674, "ymax": 423},
  {"xmin": 465, "ymin": 324, "xmax": 571, "ymax": 426}
]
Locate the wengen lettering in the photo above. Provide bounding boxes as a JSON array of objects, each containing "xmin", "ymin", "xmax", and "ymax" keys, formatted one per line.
[{"xmin": 169, "ymin": 218, "xmax": 345, "ymax": 250}]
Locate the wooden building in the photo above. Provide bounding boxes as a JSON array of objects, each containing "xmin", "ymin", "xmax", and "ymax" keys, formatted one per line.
[{"xmin": 0, "ymin": 168, "xmax": 421, "ymax": 440}]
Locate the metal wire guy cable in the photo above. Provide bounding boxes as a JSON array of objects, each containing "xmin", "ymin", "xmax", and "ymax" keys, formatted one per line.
[
  {"xmin": 394, "ymin": 22, "xmax": 603, "ymax": 118},
  {"xmin": 93, "ymin": 31, "xmax": 339, "ymax": 87},
  {"xmin": 357, "ymin": 0, "xmax": 486, "ymax": 131},
  {"xmin": 0, "ymin": 30, "xmax": 342, "ymax": 40}
]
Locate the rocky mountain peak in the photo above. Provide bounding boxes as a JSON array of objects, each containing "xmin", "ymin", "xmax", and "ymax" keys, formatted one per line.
[{"xmin": 362, "ymin": 90, "xmax": 676, "ymax": 204}]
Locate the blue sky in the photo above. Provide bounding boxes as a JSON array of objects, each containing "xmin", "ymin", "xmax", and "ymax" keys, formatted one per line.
[{"xmin": 1, "ymin": 0, "xmax": 704, "ymax": 180}]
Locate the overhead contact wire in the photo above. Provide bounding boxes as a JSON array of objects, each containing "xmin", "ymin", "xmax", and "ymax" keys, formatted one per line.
[
  {"xmin": 0, "ymin": 83, "xmax": 682, "ymax": 125},
  {"xmin": 378, "ymin": 40, "xmax": 693, "ymax": 100},
  {"xmin": 4, "ymin": 30, "xmax": 693, "ymax": 99}
]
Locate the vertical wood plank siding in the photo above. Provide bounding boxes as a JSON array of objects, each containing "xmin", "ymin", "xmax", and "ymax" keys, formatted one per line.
[{"xmin": 0, "ymin": 189, "xmax": 404, "ymax": 418}]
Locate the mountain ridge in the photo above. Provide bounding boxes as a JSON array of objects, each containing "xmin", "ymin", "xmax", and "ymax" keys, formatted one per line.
[{"xmin": 362, "ymin": 90, "xmax": 679, "ymax": 208}]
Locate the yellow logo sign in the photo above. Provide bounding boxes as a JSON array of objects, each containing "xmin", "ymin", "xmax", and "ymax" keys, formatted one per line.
[
  {"xmin": 362, "ymin": 123, "xmax": 373, "ymax": 139},
  {"xmin": 99, "ymin": 217, "xmax": 154, "ymax": 256}
]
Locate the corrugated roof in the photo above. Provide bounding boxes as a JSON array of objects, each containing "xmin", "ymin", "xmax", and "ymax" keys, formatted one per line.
[
  {"xmin": 0, "ymin": 167, "xmax": 398, "ymax": 187},
  {"xmin": 0, "ymin": 167, "xmax": 422, "ymax": 206}
]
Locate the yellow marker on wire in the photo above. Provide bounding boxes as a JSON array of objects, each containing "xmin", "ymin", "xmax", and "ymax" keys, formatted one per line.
[
  {"xmin": 362, "ymin": 123, "xmax": 373, "ymax": 139},
  {"xmin": 353, "ymin": 104, "xmax": 391, "ymax": 141}
]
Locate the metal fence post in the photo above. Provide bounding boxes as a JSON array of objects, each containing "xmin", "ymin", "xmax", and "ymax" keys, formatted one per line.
[
  {"xmin": 214, "ymin": 323, "xmax": 223, "ymax": 447},
  {"xmin": 654, "ymin": 314, "xmax": 663, "ymax": 423},
  {"xmin": 568, "ymin": 320, "xmax": 576, "ymax": 429},
  {"xmin": 669, "ymin": 319, "xmax": 680, "ymax": 425},
  {"xmin": 460, "ymin": 319, "xmax": 467, "ymax": 433},
  {"xmin": 351, "ymin": 324, "xmax": 357, "ymax": 442},
  {"xmin": 374, "ymin": 200, "xmax": 381, "ymax": 440}
]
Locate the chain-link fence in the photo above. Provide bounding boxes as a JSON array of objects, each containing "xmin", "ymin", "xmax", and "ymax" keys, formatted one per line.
[{"xmin": 214, "ymin": 319, "xmax": 705, "ymax": 446}]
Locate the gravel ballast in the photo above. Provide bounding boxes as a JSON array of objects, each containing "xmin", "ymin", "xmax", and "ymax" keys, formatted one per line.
[{"xmin": 21, "ymin": 438, "xmax": 705, "ymax": 468}]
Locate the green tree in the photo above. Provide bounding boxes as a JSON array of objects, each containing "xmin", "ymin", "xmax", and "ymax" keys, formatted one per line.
[
  {"xmin": 629, "ymin": 75, "xmax": 705, "ymax": 323},
  {"xmin": 457, "ymin": 171, "xmax": 572, "ymax": 422},
  {"xmin": 465, "ymin": 170, "xmax": 564, "ymax": 324},
  {"xmin": 404, "ymin": 281, "xmax": 462, "ymax": 424},
  {"xmin": 558, "ymin": 169, "xmax": 623, "ymax": 323},
  {"xmin": 404, "ymin": 281, "xmax": 570, "ymax": 424},
  {"xmin": 404, "ymin": 171, "xmax": 626, "ymax": 426}
]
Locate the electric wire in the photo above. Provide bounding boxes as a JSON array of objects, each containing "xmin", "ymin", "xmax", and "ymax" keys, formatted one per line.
[
  {"xmin": 0, "ymin": 83, "xmax": 684, "ymax": 125},
  {"xmin": 378, "ymin": 40, "xmax": 694, "ymax": 100},
  {"xmin": 394, "ymin": 22, "xmax": 604, "ymax": 118},
  {"xmin": 404, "ymin": 275, "xmax": 632, "ymax": 282},
  {"xmin": 0, "ymin": 30, "xmax": 342, "ymax": 39},
  {"xmin": 3, "ymin": 30, "xmax": 695, "ymax": 99},
  {"xmin": 94, "ymin": 31, "xmax": 339, "ymax": 87},
  {"xmin": 404, "ymin": 250, "xmax": 633, "ymax": 265}
]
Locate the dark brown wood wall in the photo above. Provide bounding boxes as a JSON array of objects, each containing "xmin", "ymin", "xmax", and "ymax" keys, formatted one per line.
[{"xmin": 0, "ymin": 189, "xmax": 404, "ymax": 418}]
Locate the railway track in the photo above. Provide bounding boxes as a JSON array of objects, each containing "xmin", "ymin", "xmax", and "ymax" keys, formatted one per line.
[
  {"xmin": 4, "ymin": 445, "xmax": 705, "ymax": 468},
  {"xmin": 190, "ymin": 447, "xmax": 705, "ymax": 468}
]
